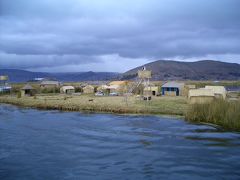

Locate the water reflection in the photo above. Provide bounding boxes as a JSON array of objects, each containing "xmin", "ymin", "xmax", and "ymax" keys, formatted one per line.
[
  {"xmin": 183, "ymin": 125, "xmax": 240, "ymax": 147},
  {"xmin": 139, "ymin": 139, "xmax": 152, "ymax": 146}
]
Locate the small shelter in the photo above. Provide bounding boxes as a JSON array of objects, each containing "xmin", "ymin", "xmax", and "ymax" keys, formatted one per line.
[
  {"xmin": 21, "ymin": 84, "xmax": 35, "ymax": 96},
  {"xmin": 188, "ymin": 88, "xmax": 215, "ymax": 104},
  {"xmin": 144, "ymin": 86, "xmax": 160, "ymax": 96},
  {"xmin": 161, "ymin": 82, "xmax": 185, "ymax": 96},
  {"xmin": 60, "ymin": 86, "xmax": 75, "ymax": 94},
  {"xmin": 183, "ymin": 84, "xmax": 196, "ymax": 97},
  {"xmin": 40, "ymin": 80, "xmax": 60, "ymax": 88},
  {"xmin": 97, "ymin": 85, "xmax": 108, "ymax": 92},
  {"xmin": 98, "ymin": 81, "xmax": 128, "ymax": 94},
  {"xmin": 109, "ymin": 81, "xmax": 128, "ymax": 93},
  {"xmin": 105, "ymin": 85, "xmax": 119, "ymax": 94},
  {"xmin": 205, "ymin": 86, "xmax": 226, "ymax": 99},
  {"xmin": 83, "ymin": 85, "xmax": 95, "ymax": 94}
]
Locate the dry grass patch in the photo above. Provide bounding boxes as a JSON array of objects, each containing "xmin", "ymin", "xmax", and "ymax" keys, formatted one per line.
[{"xmin": 0, "ymin": 95, "xmax": 188, "ymax": 115}]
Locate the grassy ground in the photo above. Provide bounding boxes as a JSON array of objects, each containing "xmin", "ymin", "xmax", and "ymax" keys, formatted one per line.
[{"xmin": 0, "ymin": 94, "xmax": 188, "ymax": 116}]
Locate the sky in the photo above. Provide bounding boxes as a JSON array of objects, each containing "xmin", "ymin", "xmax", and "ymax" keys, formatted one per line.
[{"xmin": 0, "ymin": 0, "xmax": 240, "ymax": 72}]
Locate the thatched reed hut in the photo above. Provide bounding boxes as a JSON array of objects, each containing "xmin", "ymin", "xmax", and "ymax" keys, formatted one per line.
[
  {"xmin": 21, "ymin": 84, "xmax": 35, "ymax": 96},
  {"xmin": 144, "ymin": 86, "xmax": 160, "ymax": 96},
  {"xmin": 188, "ymin": 88, "xmax": 215, "ymax": 104},
  {"xmin": 60, "ymin": 86, "xmax": 75, "ymax": 94},
  {"xmin": 109, "ymin": 81, "xmax": 128, "ymax": 86},
  {"xmin": 83, "ymin": 85, "xmax": 95, "ymax": 94},
  {"xmin": 98, "ymin": 81, "xmax": 128, "ymax": 94},
  {"xmin": 205, "ymin": 86, "xmax": 226, "ymax": 99},
  {"xmin": 40, "ymin": 80, "xmax": 60, "ymax": 88}
]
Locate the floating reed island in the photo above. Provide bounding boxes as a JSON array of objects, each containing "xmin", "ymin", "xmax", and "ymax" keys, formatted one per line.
[
  {"xmin": 1, "ymin": 78, "xmax": 240, "ymax": 131},
  {"xmin": 1, "ymin": 94, "xmax": 240, "ymax": 131},
  {"xmin": 0, "ymin": 95, "xmax": 188, "ymax": 116}
]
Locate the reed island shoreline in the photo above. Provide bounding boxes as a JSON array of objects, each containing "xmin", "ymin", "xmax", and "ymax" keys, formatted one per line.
[
  {"xmin": 1, "ymin": 94, "xmax": 239, "ymax": 132},
  {"xmin": 0, "ymin": 95, "xmax": 188, "ymax": 116}
]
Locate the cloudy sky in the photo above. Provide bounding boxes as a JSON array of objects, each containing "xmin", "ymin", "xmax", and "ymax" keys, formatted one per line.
[{"xmin": 0, "ymin": 0, "xmax": 240, "ymax": 72}]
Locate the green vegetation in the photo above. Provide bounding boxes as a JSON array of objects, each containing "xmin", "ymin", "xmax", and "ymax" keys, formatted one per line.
[
  {"xmin": 17, "ymin": 91, "xmax": 21, "ymax": 98},
  {"xmin": 0, "ymin": 95, "xmax": 188, "ymax": 116},
  {"xmin": 186, "ymin": 99, "xmax": 240, "ymax": 131},
  {"xmin": 0, "ymin": 91, "xmax": 10, "ymax": 96},
  {"xmin": 40, "ymin": 87, "xmax": 60, "ymax": 94}
]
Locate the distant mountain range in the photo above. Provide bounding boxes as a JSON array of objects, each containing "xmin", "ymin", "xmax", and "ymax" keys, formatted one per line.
[
  {"xmin": 0, "ymin": 69, "xmax": 119, "ymax": 83},
  {"xmin": 1, "ymin": 60, "xmax": 240, "ymax": 82},
  {"xmin": 123, "ymin": 60, "xmax": 240, "ymax": 80}
]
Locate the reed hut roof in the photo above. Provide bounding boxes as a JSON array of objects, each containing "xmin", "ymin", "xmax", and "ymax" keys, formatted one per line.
[
  {"xmin": 109, "ymin": 81, "xmax": 127, "ymax": 86},
  {"xmin": 205, "ymin": 86, "xmax": 226, "ymax": 93},
  {"xmin": 107, "ymin": 85, "xmax": 119, "ymax": 89},
  {"xmin": 205, "ymin": 85, "xmax": 226, "ymax": 99},
  {"xmin": 21, "ymin": 84, "xmax": 34, "ymax": 90},
  {"xmin": 189, "ymin": 88, "xmax": 215, "ymax": 98},
  {"xmin": 83, "ymin": 85, "xmax": 94, "ymax": 89},
  {"xmin": 60, "ymin": 86, "xmax": 75, "ymax": 91},
  {"xmin": 185, "ymin": 84, "xmax": 196, "ymax": 89}
]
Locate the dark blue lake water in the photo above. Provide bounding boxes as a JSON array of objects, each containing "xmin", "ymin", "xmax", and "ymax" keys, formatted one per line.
[{"xmin": 0, "ymin": 104, "xmax": 240, "ymax": 180}]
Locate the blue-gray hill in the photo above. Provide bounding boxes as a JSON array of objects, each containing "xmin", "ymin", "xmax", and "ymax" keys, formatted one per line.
[
  {"xmin": 0, "ymin": 69, "xmax": 119, "ymax": 83},
  {"xmin": 123, "ymin": 60, "xmax": 240, "ymax": 80}
]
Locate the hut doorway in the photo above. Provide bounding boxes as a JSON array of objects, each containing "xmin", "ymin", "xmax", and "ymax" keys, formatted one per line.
[
  {"xmin": 152, "ymin": 91, "xmax": 156, "ymax": 96},
  {"xmin": 176, "ymin": 89, "xmax": 179, "ymax": 96},
  {"xmin": 21, "ymin": 84, "xmax": 35, "ymax": 96}
]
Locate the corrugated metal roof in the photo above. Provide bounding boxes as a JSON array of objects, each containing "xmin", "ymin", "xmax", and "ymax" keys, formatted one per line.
[{"xmin": 162, "ymin": 81, "xmax": 185, "ymax": 88}]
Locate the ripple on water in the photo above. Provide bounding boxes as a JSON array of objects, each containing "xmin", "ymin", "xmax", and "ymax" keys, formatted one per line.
[{"xmin": 0, "ymin": 104, "xmax": 240, "ymax": 179}]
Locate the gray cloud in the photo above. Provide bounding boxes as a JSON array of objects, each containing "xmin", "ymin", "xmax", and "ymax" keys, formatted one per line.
[
  {"xmin": 0, "ymin": 0, "xmax": 240, "ymax": 71},
  {"xmin": 0, "ymin": 53, "xmax": 102, "ymax": 69}
]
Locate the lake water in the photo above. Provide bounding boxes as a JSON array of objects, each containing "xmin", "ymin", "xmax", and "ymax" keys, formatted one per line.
[{"xmin": 0, "ymin": 104, "xmax": 240, "ymax": 180}]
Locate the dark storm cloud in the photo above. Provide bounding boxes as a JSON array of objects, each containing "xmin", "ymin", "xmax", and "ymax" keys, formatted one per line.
[{"xmin": 0, "ymin": 0, "xmax": 240, "ymax": 70}]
